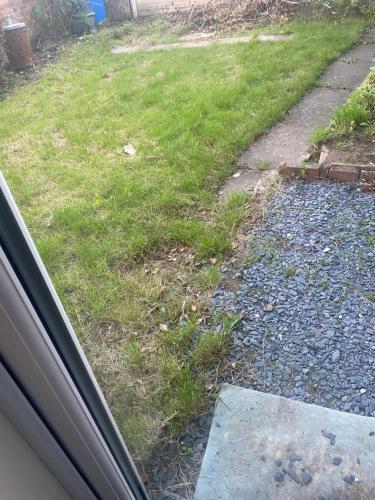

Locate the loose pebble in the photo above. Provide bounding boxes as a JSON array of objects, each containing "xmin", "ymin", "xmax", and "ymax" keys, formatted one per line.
[
  {"xmin": 274, "ymin": 471, "xmax": 284, "ymax": 483},
  {"xmin": 322, "ymin": 431, "xmax": 336, "ymax": 446},
  {"xmin": 343, "ymin": 474, "xmax": 355, "ymax": 485},
  {"xmin": 301, "ymin": 471, "xmax": 312, "ymax": 485}
]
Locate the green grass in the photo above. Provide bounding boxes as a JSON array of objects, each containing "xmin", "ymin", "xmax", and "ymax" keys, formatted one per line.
[
  {"xmin": 0, "ymin": 18, "xmax": 368, "ymax": 460},
  {"xmin": 313, "ymin": 69, "xmax": 375, "ymax": 143}
]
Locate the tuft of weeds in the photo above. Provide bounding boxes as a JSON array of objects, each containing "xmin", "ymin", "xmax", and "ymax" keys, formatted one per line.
[
  {"xmin": 245, "ymin": 252, "xmax": 262, "ymax": 266},
  {"xmin": 313, "ymin": 70, "xmax": 375, "ymax": 144},
  {"xmin": 191, "ymin": 314, "xmax": 240, "ymax": 370},
  {"xmin": 255, "ymin": 160, "xmax": 272, "ymax": 171},
  {"xmin": 285, "ymin": 266, "xmax": 296, "ymax": 277}
]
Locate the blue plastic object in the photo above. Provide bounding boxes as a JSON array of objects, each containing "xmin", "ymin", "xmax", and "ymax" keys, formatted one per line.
[{"xmin": 88, "ymin": 0, "xmax": 107, "ymax": 23}]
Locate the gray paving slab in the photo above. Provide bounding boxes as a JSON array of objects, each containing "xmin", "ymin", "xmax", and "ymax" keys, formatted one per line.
[
  {"xmin": 237, "ymin": 88, "xmax": 350, "ymax": 169},
  {"xmin": 320, "ymin": 44, "xmax": 375, "ymax": 90},
  {"xmin": 195, "ymin": 385, "xmax": 375, "ymax": 500},
  {"xmin": 112, "ymin": 36, "xmax": 254, "ymax": 54},
  {"xmin": 111, "ymin": 34, "xmax": 293, "ymax": 54}
]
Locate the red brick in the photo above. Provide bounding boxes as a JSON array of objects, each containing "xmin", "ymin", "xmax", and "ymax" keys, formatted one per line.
[
  {"xmin": 305, "ymin": 164, "xmax": 321, "ymax": 179},
  {"xmin": 360, "ymin": 170, "xmax": 375, "ymax": 182},
  {"xmin": 278, "ymin": 164, "xmax": 299, "ymax": 177},
  {"xmin": 329, "ymin": 164, "xmax": 359, "ymax": 182},
  {"xmin": 318, "ymin": 146, "xmax": 330, "ymax": 166},
  {"xmin": 319, "ymin": 165, "xmax": 329, "ymax": 179}
]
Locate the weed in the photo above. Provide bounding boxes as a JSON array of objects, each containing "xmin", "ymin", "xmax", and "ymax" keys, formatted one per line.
[
  {"xmin": 255, "ymin": 160, "xmax": 272, "ymax": 171},
  {"xmin": 285, "ymin": 266, "xmax": 296, "ymax": 277},
  {"xmin": 245, "ymin": 252, "xmax": 262, "ymax": 266},
  {"xmin": 313, "ymin": 69, "xmax": 375, "ymax": 144}
]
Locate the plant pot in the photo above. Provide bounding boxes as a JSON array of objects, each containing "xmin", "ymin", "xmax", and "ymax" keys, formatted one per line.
[{"xmin": 71, "ymin": 11, "xmax": 95, "ymax": 36}]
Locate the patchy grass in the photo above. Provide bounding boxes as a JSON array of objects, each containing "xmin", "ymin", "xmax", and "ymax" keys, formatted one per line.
[
  {"xmin": 313, "ymin": 69, "xmax": 375, "ymax": 144},
  {"xmin": 0, "ymin": 18, "xmax": 368, "ymax": 460}
]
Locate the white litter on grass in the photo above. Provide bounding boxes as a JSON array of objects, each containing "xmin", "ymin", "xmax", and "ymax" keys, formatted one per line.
[
  {"xmin": 323, "ymin": 247, "xmax": 331, "ymax": 253},
  {"xmin": 232, "ymin": 171, "xmax": 241, "ymax": 178},
  {"xmin": 124, "ymin": 143, "xmax": 136, "ymax": 156}
]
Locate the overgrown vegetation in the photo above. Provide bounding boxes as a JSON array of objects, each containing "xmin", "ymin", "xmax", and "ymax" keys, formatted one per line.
[
  {"xmin": 167, "ymin": 0, "xmax": 374, "ymax": 32},
  {"xmin": 314, "ymin": 69, "xmax": 375, "ymax": 143},
  {"xmin": 0, "ymin": 18, "xmax": 368, "ymax": 460}
]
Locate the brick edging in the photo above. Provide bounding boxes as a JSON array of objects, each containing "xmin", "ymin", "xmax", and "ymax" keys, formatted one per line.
[{"xmin": 279, "ymin": 162, "xmax": 375, "ymax": 183}]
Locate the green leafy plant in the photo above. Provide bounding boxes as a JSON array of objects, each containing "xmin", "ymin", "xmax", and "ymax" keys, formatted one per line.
[{"xmin": 313, "ymin": 71, "xmax": 375, "ymax": 143}]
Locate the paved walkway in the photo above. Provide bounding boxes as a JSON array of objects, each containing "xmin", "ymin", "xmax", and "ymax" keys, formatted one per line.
[{"xmin": 222, "ymin": 31, "xmax": 375, "ymax": 197}]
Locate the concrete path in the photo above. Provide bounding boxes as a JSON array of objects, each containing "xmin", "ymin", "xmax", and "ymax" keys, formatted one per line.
[
  {"xmin": 111, "ymin": 34, "xmax": 292, "ymax": 54},
  {"xmin": 195, "ymin": 385, "xmax": 375, "ymax": 500},
  {"xmin": 221, "ymin": 32, "xmax": 375, "ymax": 197}
]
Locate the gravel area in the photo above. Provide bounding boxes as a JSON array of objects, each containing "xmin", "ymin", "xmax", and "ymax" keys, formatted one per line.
[
  {"xmin": 215, "ymin": 181, "xmax": 375, "ymax": 416},
  {"xmin": 147, "ymin": 181, "xmax": 375, "ymax": 499}
]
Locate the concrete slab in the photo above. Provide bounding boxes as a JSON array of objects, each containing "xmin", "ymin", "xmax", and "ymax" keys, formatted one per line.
[
  {"xmin": 256, "ymin": 34, "xmax": 293, "ymax": 42},
  {"xmin": 319, "ymin": 44, "xmax": 375, "ymax": 90},
  {"xmin": 238, "ymin": 88, "xmax": 350, "ymax": 170},
  {"xmin": 195, "ymin": 385, "xmax": 375, "ymax": 500},
  {"xmin": 220, "ymin": 169, "xmax": 265, "ymax": 198},
  {"xmin": 111, "ymin": 34, "xmax": 292, "ymax": 54},
  {"xmin": 111, "ymin": 36, "xmax": 254, "ymax": 54}
]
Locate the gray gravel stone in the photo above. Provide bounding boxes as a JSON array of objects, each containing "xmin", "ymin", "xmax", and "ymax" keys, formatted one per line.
[
  {"xmin": 332, "ymin": 350, "xmax": 340, "ymax": 363},
  {"xmin": 274, "ymin": 471, "xmax": 284, "ymax": 482},
  {"xmin": 322, "ymin": 431, "xmax": 336, "ymax": 446},
  {"xmin": 282, "ymin": 466, "xmax": 300, "ymax": 484},
  {"xmin": 301, "ymin": 471, "xmax": 312, "ymax": 485},
  {"xmin": 343, "ymin": 474, "xmax": 355, "ymax": 485},
  {"xmin": 333, "ymin": 456, "xmax": 342, "ymax": 465}
]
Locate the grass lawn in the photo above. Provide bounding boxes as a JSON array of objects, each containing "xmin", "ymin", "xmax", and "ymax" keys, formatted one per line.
[{"xmin": 0, "ymin": 18, "xmax": 368, "ymax": 460}]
